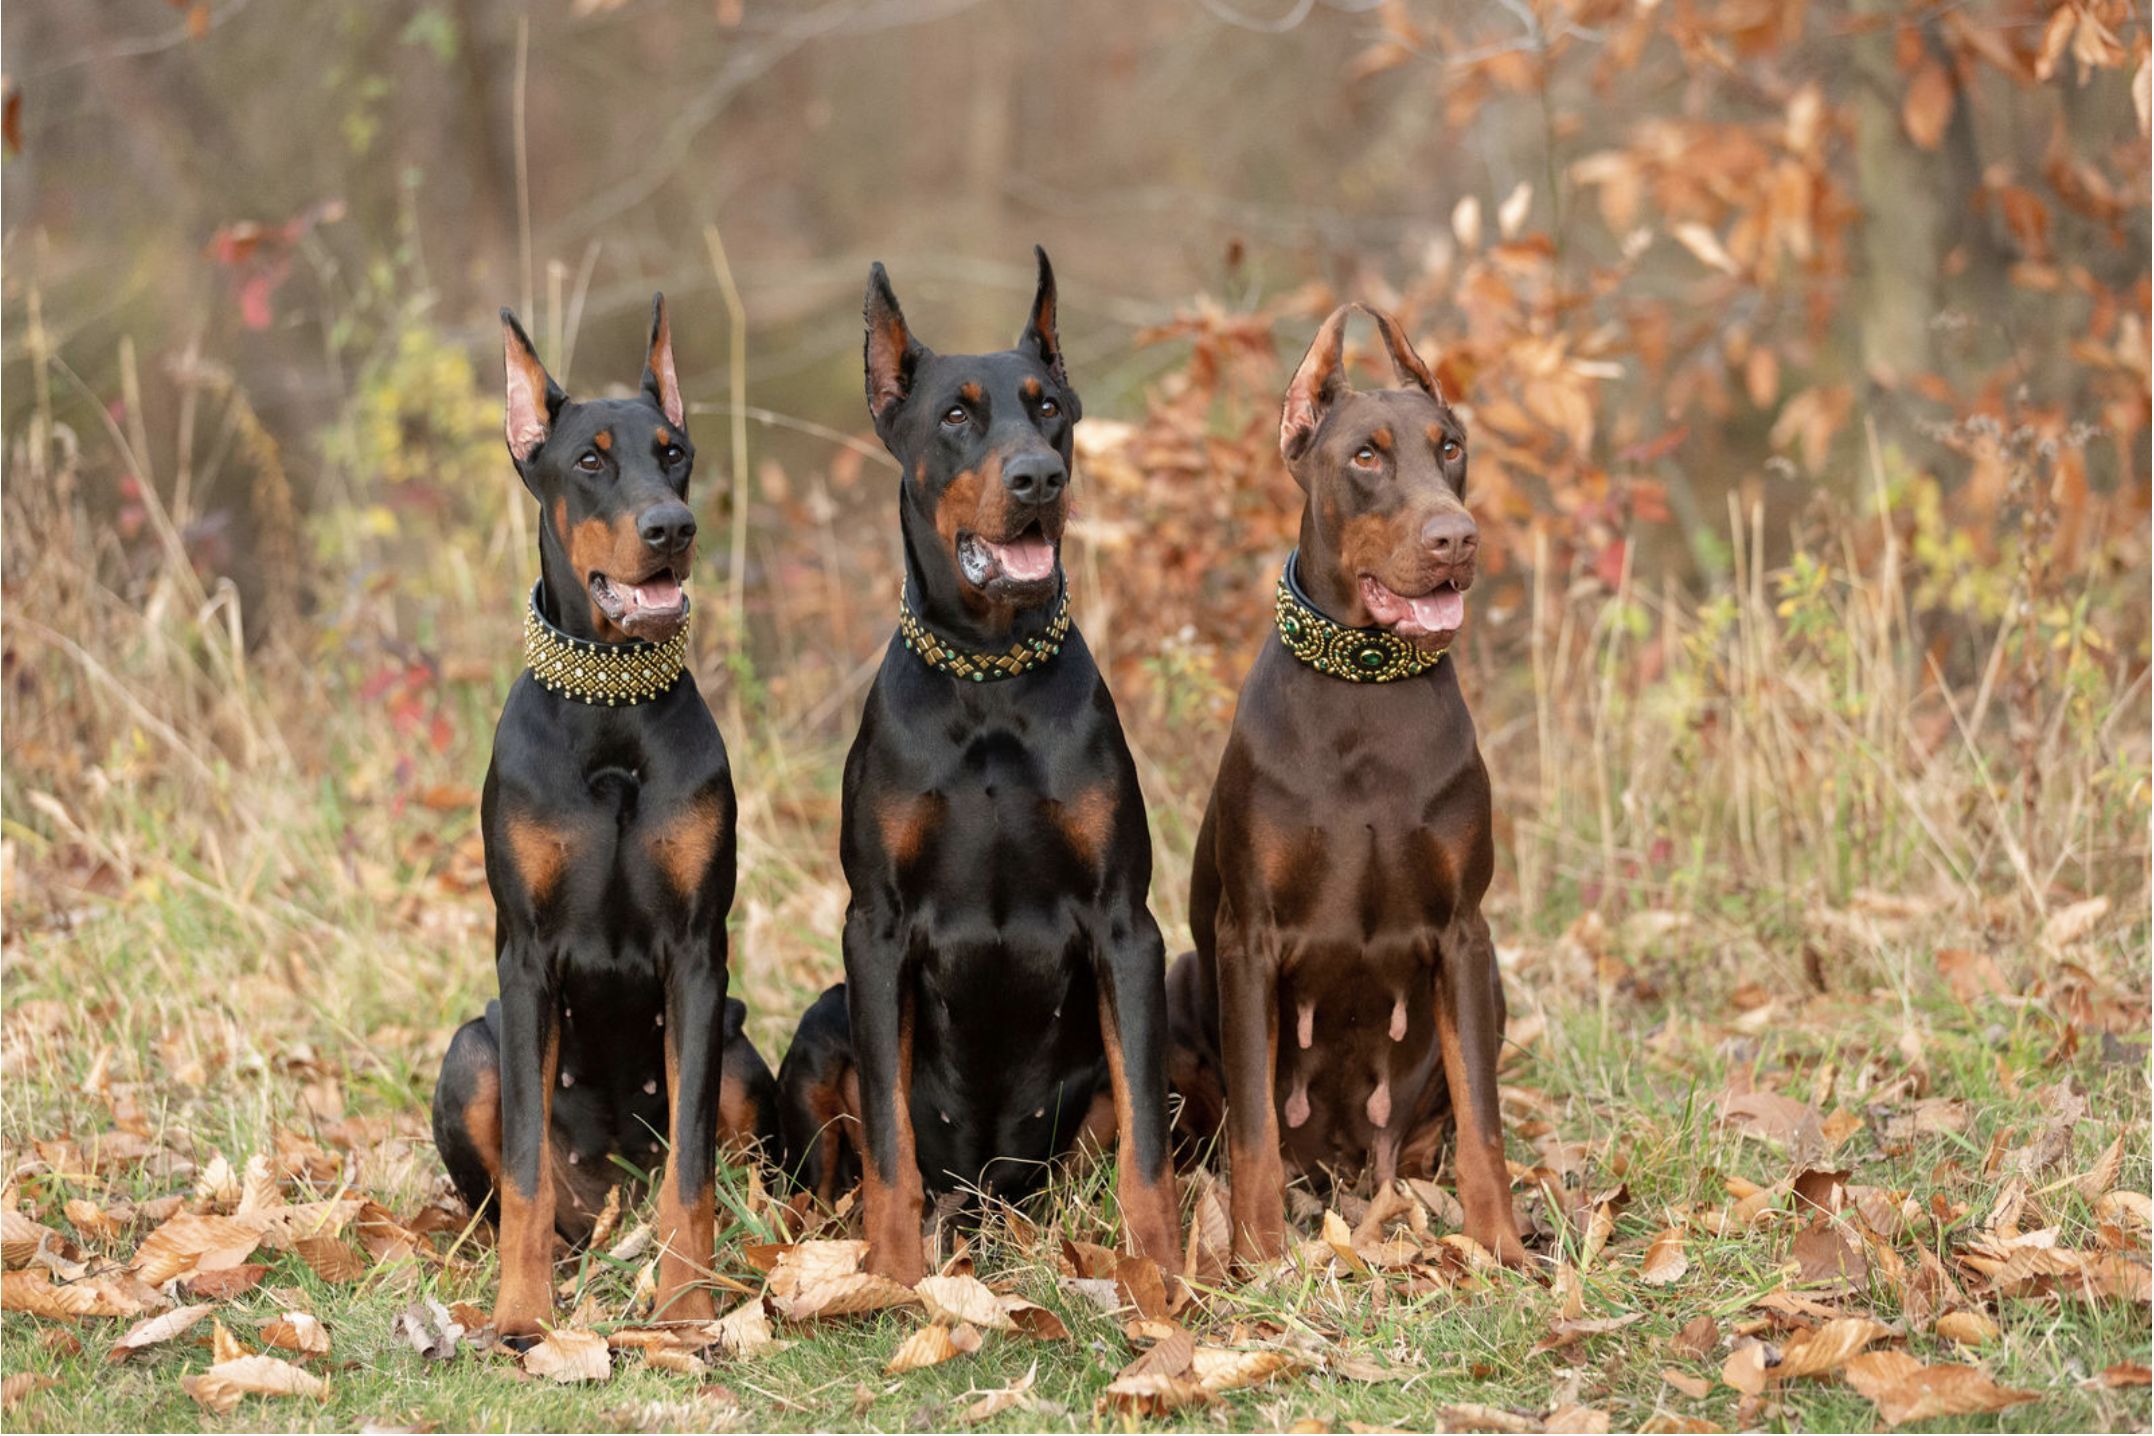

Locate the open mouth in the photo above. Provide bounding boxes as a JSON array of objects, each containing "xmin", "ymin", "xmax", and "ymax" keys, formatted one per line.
[
  {"xmin": 1360, "ymin": 574, "xmax": 1467, "ymax": 643},
  {"xmin": 957, "ymin": 522, "xmax": 1059, "ymax": 592},
  {"xmin": 589, "ymin": 566, "xmax": 690, "ymax": 640}
]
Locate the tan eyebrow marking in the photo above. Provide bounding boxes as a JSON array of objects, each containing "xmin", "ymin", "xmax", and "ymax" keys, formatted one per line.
[
  {"xmin": 1369, "ymin": 426, "xmax": 1393, "ymax": 450},
  {"xmin": 592, "ymin": 429, "xmax": 613, "ymax": 451},
  {"xmin": 654, "ymin": 425, "xmax": 672, "ymax": 446},
  {"xmin": 1021, "ymin": 377, "xmax": 1042, "ymax": 400},
  {"xmin": 959, "ymin": 382, "xmax": 983, "ymax": 404}
]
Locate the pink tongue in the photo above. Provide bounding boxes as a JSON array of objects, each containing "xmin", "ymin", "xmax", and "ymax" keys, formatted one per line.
[
  {"xmin": 626, "ymin": 574, "xmax": 683, "ymax": 609},
  {"xmin": 986, "ymin": 534, "xmax": 1056, "ymax": 582},
  {"xmin": 1408, "ymin": 587, "xmax": 1465, "ymax": 632}
]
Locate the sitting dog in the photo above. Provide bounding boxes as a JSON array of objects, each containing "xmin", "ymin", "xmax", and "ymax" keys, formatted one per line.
[
  {"xmin": 431, "ymin": 298, "xmax": 777, "ymax": 1340},
  {"xmin": 1168, "ymin": 304, "xmax": 1527, "ymax": 1268},
  {"xmin": 775, "ymin": 249, "xmax": 1181, "ymax": 1282}
]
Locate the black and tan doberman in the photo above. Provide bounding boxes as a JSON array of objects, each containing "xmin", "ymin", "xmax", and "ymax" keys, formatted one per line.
[
  {"xmin": 1169, "ymin": 304, "xmax": 1528, "ymax": 1269},
  {"xmin": 775, "ymin": 249, "xmax": 1181, "ymax": 1282},
  {"xmin": 431, "ymin": 298, "xmax": 777, "ymax": 1342}
]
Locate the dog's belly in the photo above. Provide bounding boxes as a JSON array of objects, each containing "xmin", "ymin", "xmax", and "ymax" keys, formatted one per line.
[
  {"xmin": 1272, "ymin": 938, "xmax": 1447, "ymax": 1177},
  {"xmin": 903, "ymin": 917, "xmax": 1109, "ymax": 1199}
]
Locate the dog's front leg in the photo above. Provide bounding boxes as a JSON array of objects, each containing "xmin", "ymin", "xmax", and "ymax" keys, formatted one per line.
[
  {"xmin": 1214, "ymin": 900, "xmax": 1288, "ymax": 1267},
  {"xmin": 492, "ymin": 955, "xmax": 560, "ymax": 1341},
  {"xmin": 1095, "ymin": 906, "xmax": 1183, "ymax": 1272},
  {"xmin": 655, "ymin": 956, "xmax": 726, "ymax": 1323},
  {"xmin": 845, "ymin": 909, "xmax": 924, "ymax": 1284},
  {"xmin": 1435, "ymin": 912, "xmax": 1527, "ymax": 1266}
]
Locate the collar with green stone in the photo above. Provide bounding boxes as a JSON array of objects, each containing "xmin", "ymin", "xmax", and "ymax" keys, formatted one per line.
[
  {"xmin": 1274, "ymin": 550, "xmax": 1446, "ymax": 683},
  {"xmin": 523, "ymin": 581, "xmax": 690, "ymax": 705},
  {"xmin": 896, "ymin": 581, "xmax": 1072, "ymax": 682}
]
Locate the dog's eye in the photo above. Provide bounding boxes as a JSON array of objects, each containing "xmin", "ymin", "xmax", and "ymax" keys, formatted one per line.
[
  {"xmin": 663, "ymin": 444, "xmax": 685, "ymax": 465},
  {"xmin": 941, "ymin": 405, "xmax": 969, "ymax": 428},
  {"xmin": 1038, "ymin": 396, "xmax": 1059, "ymax": 418},
  {"xmin": 1442, "ymin": 440, "xmax": 1463, "ymax": 461},
  {"xmin": 1352, "ymin": 445, "xmax": 1379, "ymax": 468},
  {"xmin": 576, "ymin": 451, "xmax": 603, "ymax": 472}
]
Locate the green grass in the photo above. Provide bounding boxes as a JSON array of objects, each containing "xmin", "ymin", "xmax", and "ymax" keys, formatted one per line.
[{"xmin": 4, "ymin": 837, "xmax": 2147, "ymax": 1432}]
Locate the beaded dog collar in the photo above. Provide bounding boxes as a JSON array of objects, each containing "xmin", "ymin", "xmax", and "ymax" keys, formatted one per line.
[
  {"xmin": 896, "ymin": 583, "xmax": 1072, "ymax": 683},
  {"xmin": 1274, "ymin": 551, "xmax": 1445, "ymax": 683},
  {"xmin": 523, "ymin": 582, "xmax": 690, "ymax": 705}
]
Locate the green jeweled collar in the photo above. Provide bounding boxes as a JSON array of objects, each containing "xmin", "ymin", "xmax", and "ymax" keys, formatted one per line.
[
  {"xmin": 523, "ymin": 582, "xmax": 690, "ymax": 705},
  {"xmin": 1274, "ymin": 551, "xmax": 1446, "ymax": 683},
  {"xmin": 896, "ymin": 583, "xmax": 1072, "ymax": 682}
]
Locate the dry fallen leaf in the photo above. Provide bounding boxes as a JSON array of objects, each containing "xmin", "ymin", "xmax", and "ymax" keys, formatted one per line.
[
  {"xmin": 390, "ymin": 1299, "xmax": 464, "ymax": 1361},
  {"xmin": 1662, "ymin": 1368, "xmax": 1711, "ymax": 1399},
  {"xmin": 1641, "ymin": 1228, "xmax": 1688, "ymax": 1286},
  {"xmin": 644, "ymin": 1346, "xmax": 707, "ymax": 1376},
  {"xmin": 1768, "ymin": 1317, "xmax": 1888, "ymax": 1381},
  {"xmin": 1721, "ymin": 1339, "xmax": 1772, "ymax": 1395},
  {"xmin": 1672, "ymin": 1313, "xmax": 1718, "ymax": 1359},
  {"xmin": 1115, "ymin": 1253, "xmax": 1171, "ymax": 1318},
  {"xmin": 958, "ymin": 1359, "xmax": 1036, "ymax": 1424},
  {"xmin": 522, "ymin": 1327, "xmax": 611, "ymax": 1383},
  {"xmin": 998, "ymin": 1292, "xmax": 1069, "ymax": 1341},
  {"xmin": 2, "ymin": 1269, "xmax": 153, "ymax": 1319},
  {"xmin": 708, "ymin": 1295, "xmax": 780, "ymax": 1358},
  {"xmin": 1933, "ymin": 1310, "xmax": 1999, "ymax": 1346},
  {"xmin": 767, "ymin": 1242, "xmax": 917, "ymax": 1323},
  {"xmin": 109, "ymin": 1303, "xmax": 215, "ymax": 1360},
  {"xmin": 1323, "ymin": 1210, "xmax": 1371, "ymax": 1275},
  {"xmin": 180, "ymin": 1354, "xmax": 330, "ymax": 1413},
  {"xmin": 260, "ymin": 1311, "xmax": 330, "ymax": 1355},
  {"xmin": 130, "ymin": 1213, "xmax": 267, "ymax": 1285},
  {"xmin": 1791, "ymin": 1219, "xmax": 1867, "ymax": 1285},
  {"xmin": 885, "ymin": 1321, "xmax": 982, "ymax": 1374},
  {"xmin": 1191, "ymin": 1345, "xmax": 1301, "ymax": 1393},
  {"xmin": 916, "ymin": 1273, "xmax": 1015, "ymax": 1331},
  {"xmin": 0, "ymin": 1373, "xmax": 55, "ymax": 1411},
  {"xmin": 1843, "ymin": 1350, "xmax": 2037, "ymax": 1425},
  {"xmin": 2, "ymin": 1210, "xmax": 66, "ymax": 1269}
]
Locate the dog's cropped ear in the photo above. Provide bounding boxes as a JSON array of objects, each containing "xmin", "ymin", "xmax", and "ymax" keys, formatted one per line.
[
  {"xmin": 1365, "ymin": 306, "xmax": 1443, "ymax": 402},
  {"xmin": 1019, "ymin": 245, "xmax": 1074, "ymax": 403},
  {"xmin": 1280, "ymin": 305, "xmax": 1353, "ymax": 467},
  {"xmin": 864, "ymin": 262, "xmax": 927, "ymax": 434},
  {"xmin": 502, "ymin": 308, "xmax": 566, "ymax": 465},
  {"xmin": 642, "ymin": 292, "xmax": 685, "ymax": 430}
]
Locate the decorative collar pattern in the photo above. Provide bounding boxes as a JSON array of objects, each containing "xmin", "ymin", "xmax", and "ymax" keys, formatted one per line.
[
  {"xmin": 1274, "ymin": 551, "xmax": 1445, "ymax": 683},
  {"xmin": 523, "ymin": 582, "xmax": 689, "ymax": 705},
  {"xmin": 896, "ymin": 583, "xmax": 1071, "ymax": 682}
]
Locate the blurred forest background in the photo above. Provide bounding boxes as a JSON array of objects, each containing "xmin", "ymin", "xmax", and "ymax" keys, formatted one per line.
[
  {"xmin": 1, "ymin": 2, "xmax": 2151, "ymax": 1428},
  {"xmin": 5, "ymin": 0, "xmax": 2149, "ymax": 1087}
]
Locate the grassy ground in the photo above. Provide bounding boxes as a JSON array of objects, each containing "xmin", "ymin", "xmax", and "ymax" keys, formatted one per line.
[{"xmin": 2, "ymin": 347, "xmax": 2149, "ymax": 1429}]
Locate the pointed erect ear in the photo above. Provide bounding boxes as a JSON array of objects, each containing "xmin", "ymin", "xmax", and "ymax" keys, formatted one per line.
[
  {"xmin": 641, "ymin": 292, "xmax": 685, "ymax": 429},
  {"xmin": 1366, "ymin": 305, "xmax": 1443, "ymax": 401},
  {"xmin": 502, "ymin": 307, "xmax": 565, "ymax": 464},
  {"xmin": 863, "ymin": 262, "xmax": 927, "ymax": 432},
  {"xmin": 1019, "ymin": 244, "xmax": 1072, "ymax": 392},
  {"xmin": 1280, "ymin": 305, "xmax": 1353, "ymax": 465}
]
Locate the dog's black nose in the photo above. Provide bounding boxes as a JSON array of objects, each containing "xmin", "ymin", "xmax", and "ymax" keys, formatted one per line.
[
  {"xmin": 1002, "ymin": 452, "xmax": 1067, "ymax": 507},
  {"xmin": 1422, "ymin": 509, "xmax": 1478, "ymax": 566},
  {"xmin": 638, "ymin": 501, "xmax": 697, "ymax": 553}
]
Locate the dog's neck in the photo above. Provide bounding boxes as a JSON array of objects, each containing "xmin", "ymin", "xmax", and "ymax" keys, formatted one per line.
[{"xmin": 1295, "ymin": 506, "xmax": 1365, "ymax": 627}]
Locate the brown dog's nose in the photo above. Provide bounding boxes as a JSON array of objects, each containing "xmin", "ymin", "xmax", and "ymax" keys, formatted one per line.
[{"xmin": 1423, "ymin": 509, "xmax": 1478, "ymax": 566}]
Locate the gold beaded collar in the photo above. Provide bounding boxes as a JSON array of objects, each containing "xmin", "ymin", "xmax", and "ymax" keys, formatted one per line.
[
  {"xmin": 1274, "ymin": 551, "xmax": 1445, "ymax": 683},
  {"xmin": 896, "ymin": 583, "xmax": 1072, "ymax": 683},
  {"xmin": 523, "ymin": 582, "xmax": 690, "ymax": 705}
]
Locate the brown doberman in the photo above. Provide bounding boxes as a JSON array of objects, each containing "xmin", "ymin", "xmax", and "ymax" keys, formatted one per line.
[{"xmin": 1168, "ymin": 303, "xmax": 1528, "ymax": 1269}]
